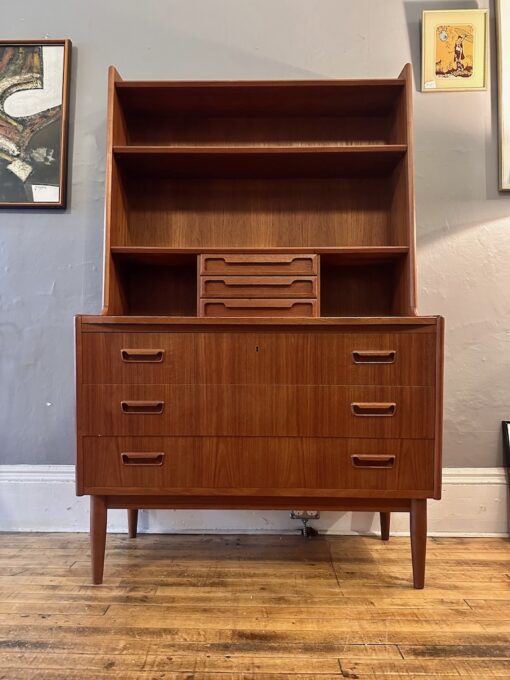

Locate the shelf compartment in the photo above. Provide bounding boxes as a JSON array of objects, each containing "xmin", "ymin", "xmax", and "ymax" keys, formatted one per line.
[
  {"xmin": 114, "ymin": 253, "xmax": 197, "ymax": 316},
  {"xmin": 113, "ymin": 145, "xmax": 407, "ymax": 179},
  {"xmin": 321, "ymin": 255, "xmax": 409, "ymax": 317},
  {"xmin": 112, "ymin": 173, "xmax": 406, "ymax": 249},
  {"xmin": 116, "ymin": 79, "xmax": 404, "ymax": 117}
]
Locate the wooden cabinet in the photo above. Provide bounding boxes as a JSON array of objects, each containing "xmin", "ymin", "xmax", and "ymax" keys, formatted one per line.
[{"xmin": 76, "ymin": 64, "xmax": 444, "ymax": 588}]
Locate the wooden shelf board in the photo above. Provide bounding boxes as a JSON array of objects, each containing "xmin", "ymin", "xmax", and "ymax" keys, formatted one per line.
[
  {"xmin": 113, "ymin": 144, "xmax": 407, "ymax": 154},
  {"xmin": 116, "ymin": 78, "xmax": 405, "ymax": 89},
  {"xmin": 111, "ymin": 246, "xmax": 409, "ymax": 257}
]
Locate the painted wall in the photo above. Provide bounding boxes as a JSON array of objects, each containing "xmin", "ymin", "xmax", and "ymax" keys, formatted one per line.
[{"xmin": 0, "ymin": 0, "xmax": 508, "ymax": 467}]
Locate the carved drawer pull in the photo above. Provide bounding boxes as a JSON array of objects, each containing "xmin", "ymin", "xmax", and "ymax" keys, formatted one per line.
[
  {"xmin": 221, "ymin": 256, "xmax": 299, "ymax": 265},
  {"xmin": 352, "ymin": 350, "xmax": 396, "ymax": 364},
  {"xmin": 120, "ymin": 400, "xmax": 164, "ymax": 415},
  {"xmin": 351, "ymin": 455, "xmax": 396, "ymax": 469},
  {"xmin": 120, "ymin": 349, "xmax": 165, "ymax": 363},
  {"xmin": 351, "ymin": 402, "xmax": 396, "ymax": 417},
  {"xmin": 121, "ymin": 452, "xmax": 165, "ymax": 466}
]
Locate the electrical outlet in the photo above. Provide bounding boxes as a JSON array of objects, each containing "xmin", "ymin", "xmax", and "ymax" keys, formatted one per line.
[{"xmin": 290, "ymin": 510, "xmax": 320, "ymax": 520}]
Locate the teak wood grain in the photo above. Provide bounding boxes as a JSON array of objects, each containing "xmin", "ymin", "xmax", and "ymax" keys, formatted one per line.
[{"xmin": 76, "ymin": 64, "xmax": 443, "ymax": 587}]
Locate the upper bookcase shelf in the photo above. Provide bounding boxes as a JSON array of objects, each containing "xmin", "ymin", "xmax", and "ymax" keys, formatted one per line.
[
  {"xmin": 113, "ymin": 144, "xmax": 407, "ymax": 178},
  {"xmin": 112, "ymin": 77, "xmax": 409, "ymax": 148},
  {"xmin": 115, "ymin": 79, "xmax": 405, "ymax": 115}
]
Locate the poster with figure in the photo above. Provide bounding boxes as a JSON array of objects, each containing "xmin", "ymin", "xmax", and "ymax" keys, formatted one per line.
[
  {"xmin": 422, "ymin": 11, "xmax": 488, "ymax": 92},
  {"xmin": 0, "ymin": 40, "xmax": 71, "ymax": 207},
  {"xmin": 497, "ymin": 1, "xmax": 510, "ymax": 190}
]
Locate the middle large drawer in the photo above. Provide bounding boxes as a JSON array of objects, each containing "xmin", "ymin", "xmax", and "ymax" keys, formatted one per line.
[{"xmin": 80, "ymin": 384, "xmax": 435, "ymax": 438}]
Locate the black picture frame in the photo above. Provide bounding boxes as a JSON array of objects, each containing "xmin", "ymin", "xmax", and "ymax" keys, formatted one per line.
[{"xmin": 502, "ymin": 421, "xmax": 510, "ymax": 467}]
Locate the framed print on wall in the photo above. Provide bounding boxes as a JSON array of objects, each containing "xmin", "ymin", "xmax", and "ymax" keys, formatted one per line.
[
  {"xmin": 0, "ymin": 39, "xmax": 71, "ymax": 207},
  {"xmin": 421, "ymin": 10, "xmax": 488, "ymax": 92},
  {"xmin": 497, "ymin": 1, "xmax": 510, "ymax": 190},
  {"xmin": 502, "ymin": 421, "xmax": 510, "ymax": 466}
]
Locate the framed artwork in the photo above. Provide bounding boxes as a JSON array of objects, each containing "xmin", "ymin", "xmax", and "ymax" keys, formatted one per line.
[
  {"xmin": 0, "ymin": 39, "xmax": 71, "ymax": 207},
  {"xmin": 503, "ymin": 422, "xmax": 510, "ymax": 467},
  {"xmin": 497, "ymin": 1, "xmax": 510, "ymax": 190},
  {"xmin": 421, "ymin": 10, "xmax": 488, "ymax": 92}
]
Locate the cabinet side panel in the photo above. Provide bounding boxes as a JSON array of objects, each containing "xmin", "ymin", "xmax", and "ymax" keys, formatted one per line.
[
  {"xmin": 103, "ymin": 68, "xmax": 128, "ymax": 314},
  {"xmin": 75, "ymin": 317, "xmax": 84, "ymax": 496},
  {"xmin": 434, "ymin": 317, "xmax": 445, "ymax": 499}
]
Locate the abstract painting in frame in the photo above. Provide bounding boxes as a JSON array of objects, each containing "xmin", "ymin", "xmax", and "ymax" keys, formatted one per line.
[
  {"xmin": 0, "ymin": 39, "xmax": 71, "ymax": 207},
  {"xmin": 421, "ymin": 10, "xmax": 488, "ymax": 92},
  {"xmin": 497, "ymin": 1, "xmax": 510, "ymax": 190}
]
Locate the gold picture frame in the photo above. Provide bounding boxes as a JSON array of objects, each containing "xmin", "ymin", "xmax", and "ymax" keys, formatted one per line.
[
  {"xmin": 497, "ymin": 0, "xmax": 510, "ymax": 190},
  {"xmin": 421, "ymin": 9, "xmax": 488, "ymax": 92}
]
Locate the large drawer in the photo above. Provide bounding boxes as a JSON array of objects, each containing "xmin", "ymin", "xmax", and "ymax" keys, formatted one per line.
[
  {"xmin": 199, "ymin": 299, "xmax": 318, "ymax": 318},
  {"xmin": 80, "ymin": 330, "xmax": 437, "ymax": 386},
  {"xmin": 80, "ymin": 332, "xmax": 195, "ymax": 384},
  {"xmin": 195, "ymin": 331, "xmax": 437, "ymax": 386},
  {"xmin": 199, "ymin": 276, "xmax": 318, "ymax": 299},
  {"xmin": 199, "ymin": 254, "xmax": 318, "ymax": 276},
  {"xmin": 81, "ymin": 436, "xmax": 435, "ymax": 495},
  {"xmin": 80, "ymin": 384, "xmax": 435, "ymax": 438}
]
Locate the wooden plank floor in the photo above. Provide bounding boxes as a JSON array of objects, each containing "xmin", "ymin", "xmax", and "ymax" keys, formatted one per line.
[{"xmin": 0, "ymin": 534, "xmax": 508, "ymax": 679}]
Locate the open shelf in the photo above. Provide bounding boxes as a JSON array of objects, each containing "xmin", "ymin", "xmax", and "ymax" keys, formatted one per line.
[
  {"xmin": 114, "ymin": 253, "xmax": 197, "ymax": 316},
  {"xmin": 104, "ymin": 67, "xmax": 415, "ymax": 317},
  {"xmin": 113, "ymin": 145, "xmax": 407, "ymax": 179}
]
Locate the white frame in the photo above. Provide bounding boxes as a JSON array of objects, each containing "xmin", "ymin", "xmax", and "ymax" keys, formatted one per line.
[{"xmin": 497, "ymin": 1, "xmax": 510, "ymax": 190}]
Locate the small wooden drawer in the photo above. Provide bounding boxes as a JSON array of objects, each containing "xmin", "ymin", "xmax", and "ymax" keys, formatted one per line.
[
  {"xmin": 80, "ymin": 332, "xmax": 195, "ymax": 384},
  {"xmin": 199, "ymin": 254, "xmax": 318, "ymax": 276},
  {"xmin": 199, "ymin": 299, "xmax": 318, "ymax": 318},
  {"xmin": 80, "ymin": 436, "xmax": 435, "ymax": 496},
  {"xmin": 200, "ymin": 275, "xmax": 318, "ymax": 299}
]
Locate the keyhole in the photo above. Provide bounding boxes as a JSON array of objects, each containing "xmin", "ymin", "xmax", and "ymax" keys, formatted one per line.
[{"xmin": 255, "ymin": 345, "xmax": 260, "ymax": 352}]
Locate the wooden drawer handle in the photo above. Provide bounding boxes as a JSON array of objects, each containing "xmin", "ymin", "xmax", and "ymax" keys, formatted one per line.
[
  {"xmin": 352, "ymin": 350, "xmax": 396, "ymax": 364},
  {"xmin": 223, "ymin": 301, "xmax": 298, "ymax": 309},
  {"xmin": 351, "ymin": 402, "xmax": 396, "ymax": 417},
  {"xmin": 352, "ymin": 455, "xmax": 396, "ymax": 469},
  {"xmin": 121, "ymin": 400, "xmax": 164, "ymax": 415},
  {"xmin": 214, "ymin": 279, "xmax": 301, "ymax": 288},
  {"xmin": 220, "ymin": 256, "xmax": 301, "ymax": 265},
  {"xmin": 121, "ymin": 349, "xmax": 165, "ymax": 363},
  {"xmin": 121, "ymin": 452, "xmax": 165, "ymax": 466}
]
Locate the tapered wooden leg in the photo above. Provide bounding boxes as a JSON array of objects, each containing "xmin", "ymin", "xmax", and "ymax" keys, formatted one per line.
[
  {"xmin": 410, "ymin": 499, "xmax": 427, "ymax": 589},
  {"xmin": 128, "ymin": 509, "xmax": 138, "ymax": 538},
  {"xmin": 380, "ymin": 512, "xmax": 390, "ymax": 541},
  {"xmin": 90, "ymin": 496, "xmax": 107, "ymax": 585}
]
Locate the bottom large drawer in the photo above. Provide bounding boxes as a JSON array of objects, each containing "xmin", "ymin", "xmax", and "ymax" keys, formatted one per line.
[{"xmin": 80, "ymin": 436, "xmax": 435, "ymax": 496}]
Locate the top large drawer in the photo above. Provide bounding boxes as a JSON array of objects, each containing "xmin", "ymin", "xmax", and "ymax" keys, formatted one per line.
[{"xmin": 80, "ymin": 329, "xmax": 437, "ymax": 386}]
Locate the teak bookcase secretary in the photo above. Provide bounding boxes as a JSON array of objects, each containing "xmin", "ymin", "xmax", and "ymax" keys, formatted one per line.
[{"xmin": 76, "ymin": 64, "xmax": 444, "ymax": 588}]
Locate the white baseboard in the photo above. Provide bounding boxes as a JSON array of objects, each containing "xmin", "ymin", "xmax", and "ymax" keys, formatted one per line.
[{"xmin": 0, "ymin": 466, "xmax": 507, "ymax": 536}]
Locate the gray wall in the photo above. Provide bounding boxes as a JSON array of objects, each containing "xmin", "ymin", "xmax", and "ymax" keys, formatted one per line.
[{"xmin": 1, "ymin": 0, "xmax": 508, "ymax": 467}]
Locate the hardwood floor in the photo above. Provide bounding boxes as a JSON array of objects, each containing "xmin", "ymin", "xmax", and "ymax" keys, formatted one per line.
[{"xmin": 0, "ymin": 533, "xmax": 508, "ymax": 679}]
